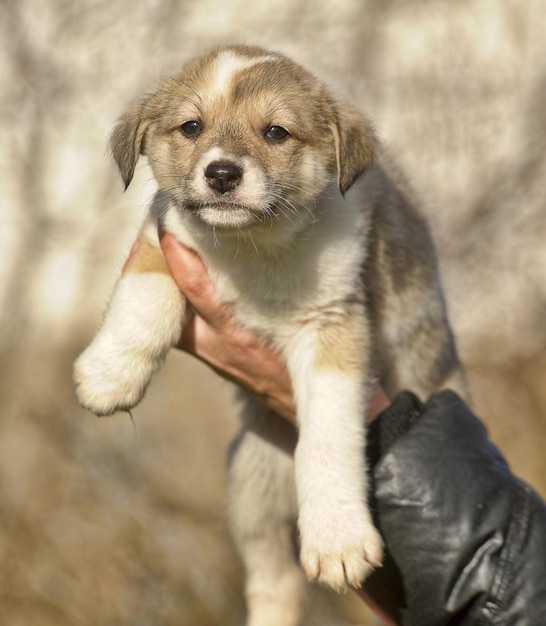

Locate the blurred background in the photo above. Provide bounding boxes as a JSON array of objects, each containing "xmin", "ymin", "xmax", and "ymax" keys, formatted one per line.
[{"xmin": 1, "ymin": 0, "xmax": 545, "ymax": 624}]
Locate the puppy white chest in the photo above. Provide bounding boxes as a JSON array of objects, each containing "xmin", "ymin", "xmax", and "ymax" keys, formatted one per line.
[{"xmin": 162, "ymin": 191, "xmax": 367, "ymax": 336}]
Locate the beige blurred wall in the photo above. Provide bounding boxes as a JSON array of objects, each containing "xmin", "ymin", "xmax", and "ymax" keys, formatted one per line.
[{"xmin": 1, "ymin": 1, "xmax": 545, "ymax": 624}]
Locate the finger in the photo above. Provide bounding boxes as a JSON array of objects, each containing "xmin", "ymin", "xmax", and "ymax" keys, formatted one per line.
[
  {"xmin": 177, "ymin": 304, "xmax": 197, "ymax": 352},
  {"xmin": 159, "ymin": 231, "xmax": 232, "ymax": 326}
]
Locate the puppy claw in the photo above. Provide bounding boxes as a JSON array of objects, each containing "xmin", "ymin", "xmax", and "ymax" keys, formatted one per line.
[{"xmin": 300, "ymin": 518, "xmax": 383, "ymax": 593}]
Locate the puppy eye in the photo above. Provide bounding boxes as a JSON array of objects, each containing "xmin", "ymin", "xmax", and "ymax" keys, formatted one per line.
[
  {"xmin": 180, "ymin": 120, "xmax": 202, "ymax": 137},
  {"xmin": 264, "ymin": 125, "xmax": 290, "ymax": 142}
]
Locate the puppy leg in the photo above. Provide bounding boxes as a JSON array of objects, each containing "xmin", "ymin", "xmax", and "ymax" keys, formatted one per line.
[
  {"xmin": 287, "ymin": 314, "xmax": 383, "ymax": 593},
  {"xmin": 229, "ymin": 402, "xmax": 305, "ymax": 626},
  {"xmin": 74, "ymin": 222, "xmax": 185, "ymax": 416}
]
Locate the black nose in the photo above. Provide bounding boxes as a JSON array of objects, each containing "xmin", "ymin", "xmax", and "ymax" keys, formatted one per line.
[{"xmin": 204, "ymin": 161, "xmax": 243, "ymax": 194}]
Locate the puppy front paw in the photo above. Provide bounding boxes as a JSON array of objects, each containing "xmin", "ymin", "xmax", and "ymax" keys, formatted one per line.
[
  {"xmin": 74, "ymin": 334, "xmax": 159, "ymax": 416},
  {"xmin": 299, "ymin": 507, "xmax": 383, "ymax": 593}
]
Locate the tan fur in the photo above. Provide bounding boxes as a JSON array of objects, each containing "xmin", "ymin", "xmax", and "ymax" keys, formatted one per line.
[
  {"xmin": 315, "ymin": 309, "xmax": 371, "ymax": 375},
  {"xmin": 124, "ymin": 237, "xmax": 171, "ymax": 275}
]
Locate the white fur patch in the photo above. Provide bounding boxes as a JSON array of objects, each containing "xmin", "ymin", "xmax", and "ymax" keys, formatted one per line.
[{"xmin": 208, "ymin": 51, "xmax": 277, "ymax": 98}]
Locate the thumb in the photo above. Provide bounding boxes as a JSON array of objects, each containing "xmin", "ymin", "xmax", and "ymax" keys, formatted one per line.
[{"xmin": 159, "ymin": 231, "xmax": 232, "ymax": 328}]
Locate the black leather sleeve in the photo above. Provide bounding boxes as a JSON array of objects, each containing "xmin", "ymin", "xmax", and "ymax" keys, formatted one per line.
[{"xmin": 363, "ymin": 390, "xmax": 546, "ymax": 625}]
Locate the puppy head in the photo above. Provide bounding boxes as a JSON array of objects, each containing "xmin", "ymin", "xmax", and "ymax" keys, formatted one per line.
[{"xmin": 110, "ymin": 45, "xmax": 374, "ymax": 231}]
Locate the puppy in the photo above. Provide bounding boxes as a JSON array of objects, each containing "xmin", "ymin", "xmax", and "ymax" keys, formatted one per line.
[{"xmin": 74, "ymin": 44, "xmax": 467, "ymax": 625}]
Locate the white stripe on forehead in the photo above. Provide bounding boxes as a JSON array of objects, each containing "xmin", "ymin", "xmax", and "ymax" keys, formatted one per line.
[{"xmin": 208, "ymin": 51, "xmax": 278, "ymax": 98}]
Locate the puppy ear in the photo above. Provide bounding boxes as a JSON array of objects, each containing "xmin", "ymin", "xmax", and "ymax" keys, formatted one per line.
[
  {"xmin": 330, "ymin": 101, "xmax": 375, "ymax": 195},
  {"xmin": 109, "ymin": 97, "xmax": 153, "ymax": 190}
]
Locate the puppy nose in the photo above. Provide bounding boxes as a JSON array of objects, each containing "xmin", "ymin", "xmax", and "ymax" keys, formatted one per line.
[{"xmin": 205, "ymin": 161, "xmax": 243, "ymax": 194}]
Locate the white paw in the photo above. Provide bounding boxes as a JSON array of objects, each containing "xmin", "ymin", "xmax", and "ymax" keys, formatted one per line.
[
  {"xmin": 74, "ymin": 334, "xmax": 159, "ymax": 416},
  {"xmin": 299, "ymin": 508, "xmax": 383, "ymax": 593}
]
